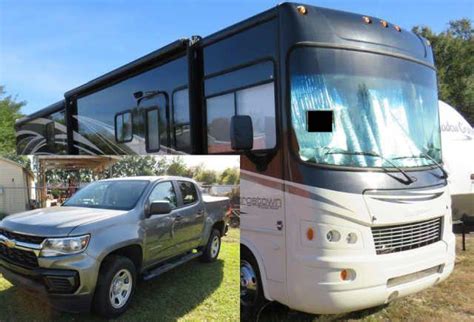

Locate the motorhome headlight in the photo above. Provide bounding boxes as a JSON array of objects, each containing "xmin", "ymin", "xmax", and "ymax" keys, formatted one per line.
[
  {"xmin": 41, "ymin": 235, "xmax": 90, "ymax": 257},
  {"xmin": 346, "ymin": 232, "xmax": 358, "ymax": 244},
  {"xmin": 326, "ymin": 230, "xmax": 341, "ymax": 242}
]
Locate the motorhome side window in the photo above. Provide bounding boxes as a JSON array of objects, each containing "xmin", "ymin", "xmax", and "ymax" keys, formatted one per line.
[
  {"xmin": 172, "ymin": 88, "xmax": 191, "ymax": 152},
  {"xmin": 178, "ymin": 181, "xmax": 198, "ymax": 205},
  {"xmin": 205, "ymin": 61, "xmax": 276, "ymax": 153},
  {"xmin": 149, "ymin": 181, "xmax": 177, "ymax": 208},
  {"xmin": 146, "ymin": 108, "xmax": 160, "ymax": 152},
  {"xmin": 115, "ymin": 111, "xmax": 133, "ymax": 143}
]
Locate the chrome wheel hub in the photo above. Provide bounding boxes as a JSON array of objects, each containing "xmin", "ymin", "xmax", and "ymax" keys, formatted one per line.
[
  {"xmin": 109, "ymin": 269, "xmax": 132, "ymax": 309},
  {"xmin": 241, "ymin": 260, "xmax": 258, "ymax": 306}
]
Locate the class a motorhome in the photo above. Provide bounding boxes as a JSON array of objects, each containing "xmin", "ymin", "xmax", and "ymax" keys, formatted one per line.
[
  {"xmin": 16, "ymin": 2, "xmax": 455, "ymax": 316},
  {"xmin": 439, "ymin": 100, "xmax": 474, "ymax": 221}
]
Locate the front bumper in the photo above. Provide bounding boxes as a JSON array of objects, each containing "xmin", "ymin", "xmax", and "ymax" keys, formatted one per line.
[
  {"xmin": 0, "ymin": 252, "xmax": 99, "ymax": 313},
  {"xmin": 287, "ymin": 234, "xmax": 456, "ymax": 314}
]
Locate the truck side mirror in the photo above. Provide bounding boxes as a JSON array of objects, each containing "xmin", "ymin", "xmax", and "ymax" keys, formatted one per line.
[
  {"xmin": 149, "ymin": 201, "xmax": 172, "ymax": 215},
  {"xmin": 230, "ymin": 115, "xmax": 253, "ymax": 151}
]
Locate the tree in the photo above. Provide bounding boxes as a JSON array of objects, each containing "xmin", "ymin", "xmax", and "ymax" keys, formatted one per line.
[
  {"xmin": 219, "ymin": 167, "xmax": 240, "ymax": 185},
  {"xmin": 0, "ymin": 86, "xmax": 25, "ymax": 155},
  {"xmin": 194, "ymin": 168, "xmax": 218, "ymax": 185},
  {"xmin": 166, "ymin": 157, "xmax": 192, "ymax": 177},
  {"xmin": 413, "ymin": 19, "xmax": 474, "ymax": 125}
]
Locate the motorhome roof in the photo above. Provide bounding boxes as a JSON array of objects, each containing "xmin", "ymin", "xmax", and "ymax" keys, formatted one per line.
[{"xmin": 20, "ymin": 2, "xmax": 433, "ymax": 119}]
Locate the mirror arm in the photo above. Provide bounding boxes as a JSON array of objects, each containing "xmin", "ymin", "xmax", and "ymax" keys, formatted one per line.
[{"xmin": 244, "ymin": 149, "xmax": 278, "ymax": 172}]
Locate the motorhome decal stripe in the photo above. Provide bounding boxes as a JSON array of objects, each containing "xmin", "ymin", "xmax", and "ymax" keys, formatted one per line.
[{"xmin": 241, "ymin": 170, "xmax": 350, "ymax": 211}]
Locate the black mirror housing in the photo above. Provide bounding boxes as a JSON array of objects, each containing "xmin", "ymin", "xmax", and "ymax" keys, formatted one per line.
[
  {"xmin": 230, "ymin": 115, "xmax": 253, "ymax": 151},
  {"xmin": 149, "ymin": 201, "xmax": 172, "ymax": 216}
]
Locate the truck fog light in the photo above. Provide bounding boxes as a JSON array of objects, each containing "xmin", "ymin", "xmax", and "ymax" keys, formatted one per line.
[
  {"xmin": 326, "ymin": 230, "xmax": 341, "ymax": 242},
  {"xmin": 346, "ymin": 232, "xmax": 358, "ymax": 244}
]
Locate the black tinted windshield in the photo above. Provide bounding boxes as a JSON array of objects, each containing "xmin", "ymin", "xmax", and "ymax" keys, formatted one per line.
[
  {"xmin": 290, "ymin": 47, "xmax": 441, "ymax": 169},
  {"xmin": 63, "ymin": 180, "xmax": 149, "ymax": 210}
]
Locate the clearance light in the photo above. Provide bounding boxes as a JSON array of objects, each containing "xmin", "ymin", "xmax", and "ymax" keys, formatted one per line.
[
  {"xmin": 340, "ymin": 269, "xmax": 356, "ymax": 281},
  {"xmin": 306, "ymin": 228, "xmax": 314, "ymax": 241},
  {"xmin": 346, "ymin": 232, "xmax": 358, "ymax": 244},
  {"xmin": 296, "ymin": 5, "xmax": 307, "ymax": 15},
  {"xmin": 362, "ymin": 16, "xmax": 372, "ymax": 24},
  {"xmin": 326, "ymin": 230, "xmax": 341, "ymax": 242},
  {"xmin": 340, "ymin": 269, "xmax": 349, "ymax": 281},
  {"xmin": 380, "ymin": 20, "xmax": 389, "ymax": 28},
  {"xmin": 394, "ymin": 25, "xmax": 402, "ymax": 32}
]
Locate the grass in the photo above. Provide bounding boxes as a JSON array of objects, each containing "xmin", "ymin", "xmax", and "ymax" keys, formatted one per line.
[
  {"xmin": 259, "ymin": 234, "xmax": 474, "ymax": 322},
  {"xmin": 0, "ymin": 228, "xmax": 240, "ymax": 321}
]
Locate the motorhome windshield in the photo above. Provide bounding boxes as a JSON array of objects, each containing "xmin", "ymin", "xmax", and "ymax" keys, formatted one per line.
[
  {"xmin": 63, "ymin": 180, "xmax": 149, "ymax": 210},
  {"xmin": 290, "ymin": 47, "xmax": 441, "ymax": 169}
]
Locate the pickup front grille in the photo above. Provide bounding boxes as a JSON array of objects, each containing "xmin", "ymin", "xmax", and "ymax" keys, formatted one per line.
[
  {"xmin": 372, "ymin": 217, "xmax": 442, "ymax": 255},
  {"xmin": 0, "ymin": 244, "xmax": 39, "ymax": 268},
  {"xmin": 0, "ymin": 228, "xmax": 46, "ymax": 245}
]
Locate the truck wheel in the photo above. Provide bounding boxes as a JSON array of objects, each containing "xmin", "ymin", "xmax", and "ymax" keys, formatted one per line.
[
  {"xmin": 241, "ymin": 246, "xmax": 265, "ymax": 320},
  {"xmin": 200, "ymin": 229, "xmax": 221, "ymax": 262},
  {"xmin": 93, "ymin": 255, "xmax": 136, "ymax": 318}
]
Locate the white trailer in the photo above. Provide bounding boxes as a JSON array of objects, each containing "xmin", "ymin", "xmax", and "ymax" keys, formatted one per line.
[{"xmin": 439, "ymin": 100, "xmax": 474, "ymax": 220}]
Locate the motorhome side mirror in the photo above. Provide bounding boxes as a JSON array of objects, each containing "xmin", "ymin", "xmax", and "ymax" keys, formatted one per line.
[
  {"xmin": 230, "ymin": 115, "xmax": 253, "ymax": 151},
  {"xmin": 149, "ymin": 201, "xmax": 172, "ymax": 216}
]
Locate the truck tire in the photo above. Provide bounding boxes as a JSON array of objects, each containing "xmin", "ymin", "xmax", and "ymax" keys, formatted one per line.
[
  {"xmin": 200, "ymin": 229, "xmax": 221, "ymax": 262},
  {"xmin": 93, "ymin": 255, "xmax": 137, "ymax": 318},
  {"xmin": 241, "ymin": 246, "xmax": 266, "ymax": 320}
]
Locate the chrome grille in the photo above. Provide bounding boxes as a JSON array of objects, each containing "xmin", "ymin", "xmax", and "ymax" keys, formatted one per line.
[
  {"xmin": 0, "ymin": 228, "xmax": 46, "ymax": 244},
  {"xmin": 372, "ymin": 217, "xmax": 442, "ymax": 255}
]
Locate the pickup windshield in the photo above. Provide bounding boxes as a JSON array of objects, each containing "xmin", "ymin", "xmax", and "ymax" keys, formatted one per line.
[
  {"xmin": 290, "ymin": 47, "xmax": 441, "ymax": 168},
  {"xmin": 63, "ymin": 180, "xmax": 149, "ymax": 210}
]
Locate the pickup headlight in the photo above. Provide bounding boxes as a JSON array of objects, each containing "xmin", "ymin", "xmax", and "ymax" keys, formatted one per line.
[{"xmin": 41, "ymin": 235, "xmax": 90, "ymax": 257}]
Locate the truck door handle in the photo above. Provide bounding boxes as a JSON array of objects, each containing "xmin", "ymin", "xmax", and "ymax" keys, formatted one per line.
[
  {"xmin": 175, "ymin": 215, "xmax": 183, "ymax": 222},
  {"xmin": 276, "ymin": 220, "xmax": 283, "ymax": 231},
  {"xmin": 196, "ymin": 210, "xmax": 205, "ymax": 217}
]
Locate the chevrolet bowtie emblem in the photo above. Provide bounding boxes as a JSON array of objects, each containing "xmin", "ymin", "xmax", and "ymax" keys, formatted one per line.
[{"xmin": 4, "ymin": 239, "xmax": 16, "ymax": 248}]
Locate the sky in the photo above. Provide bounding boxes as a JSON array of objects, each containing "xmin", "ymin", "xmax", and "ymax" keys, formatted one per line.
[
  {"xmin": 0, "ymin": 0, "xmax": 473, "ymax": 115},
  {"xmin": 158, "ymin": 155, "xmax": 239, "ymax": 172}
]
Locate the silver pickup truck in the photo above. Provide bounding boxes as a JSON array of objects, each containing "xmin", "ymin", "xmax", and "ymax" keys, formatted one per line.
[{"xmin": 0, "ymin": 176, "xmax": 229, "ymax": 318}]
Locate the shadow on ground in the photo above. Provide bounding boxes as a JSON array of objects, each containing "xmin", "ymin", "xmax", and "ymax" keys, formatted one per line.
[{"xmin": 0, "ymin": 258, "xmax": 224, "ymax": 321}]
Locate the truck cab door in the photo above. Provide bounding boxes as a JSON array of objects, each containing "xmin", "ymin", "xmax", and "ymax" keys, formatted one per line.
[
  {"xmin": 143, "ymin": 181, "xmax": 181, "ymax": 266},
  {"xmin": 172, "ymin": 181, "xmax": 206, "ymax": 253}
]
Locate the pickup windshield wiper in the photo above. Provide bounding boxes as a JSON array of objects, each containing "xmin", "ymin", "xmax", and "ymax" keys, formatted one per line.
[
  {"xmin": 392, "ymin": 152, "xmax": 448, "ymax": 179},
  {"xmin": 325, "ymin": 148, "xmax": 415, "ymax": 184}
]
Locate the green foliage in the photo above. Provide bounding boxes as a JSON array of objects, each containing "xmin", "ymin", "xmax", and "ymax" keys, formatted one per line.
[
  {"xmin": 165, "ymin": 157, "xmax": 192, "ymax": 177},
  {"xmin": 43, "ymin": 156, "xmax": 233, "ymax": 186},
  {"xmin": 413, "ymin": 18, "xmax": 474, "ymax": 125},
  {"xmin": 194, "ymin": 167, "xmax": 218, "ymax": 185},
  {"xmin": 218, "ymin": 167, "xmax": 240, "ymax": 185},
  {"xmin": 0, "ymin": 86, "xmax": 25, "ymax": 155}
]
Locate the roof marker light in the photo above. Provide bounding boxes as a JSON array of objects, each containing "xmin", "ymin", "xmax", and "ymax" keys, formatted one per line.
[
  {"xmin": 362, "ymin": 16, "xmax": 372, "ymax": 24},
  {"xmin": 380, "ymin": 20, "xmax": 389, "ymax": 28},
  {"xmin": 296, "ymin": 5, "xmax": 307, "ymax": 15},
  {"xmin": 394, "ymin": 25, "xmax": 402, "ymax": 32}
]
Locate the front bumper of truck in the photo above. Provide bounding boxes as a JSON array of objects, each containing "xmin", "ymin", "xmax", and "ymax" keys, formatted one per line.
[{"xmin": 0, "ymin": 251, "xmax": 100, "ymax": 313}]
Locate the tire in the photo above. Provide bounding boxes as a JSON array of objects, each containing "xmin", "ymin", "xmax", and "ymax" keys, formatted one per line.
[
  {"xmin": 200, "ymin": 229, "xmax": 221, "ymax": 262},
  {"xmin": 93, "ymin": 255, "xmax": 137, "ymax": 319},
  {"xmin": 241, "ymin": 246, "xmax": 266, "ymax": 321}
]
